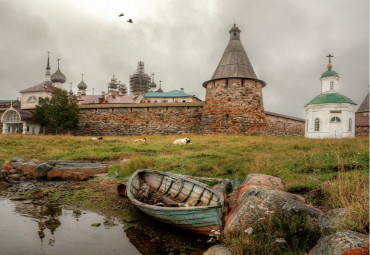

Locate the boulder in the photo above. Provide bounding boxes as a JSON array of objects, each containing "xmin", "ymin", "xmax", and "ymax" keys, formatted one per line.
[
  {"xmin": 226, "ymin": 191, "xmax": 237, "ymax": 212},
  {"xmin": 341, "ymin": 243, "xmax": 369, "ymax": 255},
  {"xmin": 213, "ymin": 179, "xmax": 233, "ymax": 195},
  {"xmin": 11, "ymin": 157, "xmax": 24, "ymax": 163},
  {"xmin": 319, "ymin": 208, "xmax": 347, "ymax": 236},
  {"xmin": 47, "ymin": 162, "xmax": 106, "ymax": 180},
  {"xmin": 225, "ymin": 184, "xmax": 321, "ymax": 237},
  {"xmin": 0, "ymin": 170, "xmax": 8, "ymax": 181},
  {"xmin": 30, "ymin": 159, "xmax": 40, "ymax": 164},
  {"xmin": 2, "ymin": 161, "xmax": 13, "ymax": 171},
  {"xmin": 10, "ymin": 161, "xmax": 23, "ymax": 170},
  {"xmin": 245, "ymin": 174, "xmax": 285, "ymax": 190},
  {"xmin": 20, "ymin": 162, "xmax": 38, "ymax": 178},
  {"xmin": 309, "ymin": 231, "xmax": 368, "ymax": 255},
  {"xmin": 8, "ymin": 174, "xmax": 20, "ymax": 181},
  {"xmin": 9, "ymin": 169, "xmax": 17, "ymax": 175},
  {"xmin": 282, "ymin": 200, "xmax": 323, "ymax": 232},
  {"xmin": 203, "ymin": 245, "xmax": 232, "ymax": 255},
  {"xmin": 35, "ymin": 163, "xmax": 53, "ymax": 179}
]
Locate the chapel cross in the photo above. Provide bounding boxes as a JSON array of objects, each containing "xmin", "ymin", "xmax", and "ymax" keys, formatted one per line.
[
  {"xmin": 326, "ymin": 54, "xmax": 334, "ymax": 64},
  {"xmin": 57, "ymin": 58, "xmax": 61, "ymax": 68}
]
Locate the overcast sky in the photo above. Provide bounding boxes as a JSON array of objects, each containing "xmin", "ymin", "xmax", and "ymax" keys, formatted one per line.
[{"xmin": 0, "ymin": 0, "xmax": 368, "ymax": 118}]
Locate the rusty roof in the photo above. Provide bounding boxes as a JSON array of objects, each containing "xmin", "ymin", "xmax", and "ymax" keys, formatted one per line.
[
  {"xmin": 19, "ymin": 81, "xmax": 56, "ymax": 93},
  {"xmin": 78, "ymin": 94, "xmax": 144, "ymax": 105}
]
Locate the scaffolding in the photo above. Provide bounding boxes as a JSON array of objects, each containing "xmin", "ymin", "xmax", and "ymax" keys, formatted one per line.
[{"xmin": 130, "ymin": 61, "xmax": 151, "ymax": 95}]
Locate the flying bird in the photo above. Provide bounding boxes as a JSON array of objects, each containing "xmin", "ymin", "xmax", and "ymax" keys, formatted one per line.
[
  {"xmin": 127, "ymin": 19, "xmax": 133, "ymax": 23},
  {"xmin": 118, "ymin": 13, "xmax": 124, "ymax": 17}
]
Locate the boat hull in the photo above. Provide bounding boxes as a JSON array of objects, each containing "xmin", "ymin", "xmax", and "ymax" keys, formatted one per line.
[{"xmin": 127, "ymin": 169, "xmax": 224, "ymax": 235}]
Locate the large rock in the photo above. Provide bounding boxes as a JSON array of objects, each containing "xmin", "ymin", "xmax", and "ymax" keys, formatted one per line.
[
  {"xmin": 20, "ymin": 162, "xmax": 38, "ymax": 177},
  {"xmin": 309, "ymin": 231, "xmax": 368, "ymax": 255},
  {"xmin": 225, "ymin": 184, "xmax": 321, "ymax": 237},
  {"xmin": 0, "ymin": 182, "xmax": 9, "ymax": 191},
  {"xmin": 319, "ymin": 208, "xmax": 347, "ymax": 236},
  {"xmin": 245, "ymin": 174, "xmax": 285, "ymax": 190},
  {"xmin": 11, "ymin": 157, "xmax": 24, "ymax": 163},
  {"xmin": 282, "ymin": 200, "xmax": 323, "ymax": 232},
  {"xmin": 203, "ymin": 245, "xmax": 232, "ymax": 255},
  {"xmin": 47, "ymin": 162, "xmax": 106, "ymax": 181},
  {"xmin": 10, "ymin": 161, "xmax": 23, "ymax": 170},
  {"xmin": 35, "ymin": 163, "xmax": 53, "ymax": 179},
  {"xmin": 2, "ymin": 161, "xmax": 13, "ymax": 171},
  {"xmin": 213, "ymin": 179, "xmax": 232, "ymax": 195}
]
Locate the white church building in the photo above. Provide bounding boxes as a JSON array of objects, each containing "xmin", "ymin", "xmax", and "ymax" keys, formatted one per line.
[{"xmin": 305, "ymin": 56, "xmax": 356, "ymax": 139}]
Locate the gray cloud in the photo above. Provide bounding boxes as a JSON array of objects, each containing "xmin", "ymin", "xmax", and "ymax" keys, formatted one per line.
[{"xmin": 0, "ymin": 0, "xmax": 368, "ymax": 118}]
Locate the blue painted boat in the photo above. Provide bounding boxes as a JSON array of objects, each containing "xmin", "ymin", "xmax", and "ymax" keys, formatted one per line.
[{"xmin": 126, "ymin": 169, "xmax": 224, "ymax": 236}]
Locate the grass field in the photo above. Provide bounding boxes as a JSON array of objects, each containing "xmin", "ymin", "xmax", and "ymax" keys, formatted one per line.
[{"xmin": 1, "ymin": 134, "xmax": 368, "ymax": 245}]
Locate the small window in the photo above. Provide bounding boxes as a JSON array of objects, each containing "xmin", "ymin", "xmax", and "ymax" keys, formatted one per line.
[
  {"xmin": 226, "ymin": 114, "xmax": 229, "ymax": 118},
  {"xmin": 314, "ymin": 118, "xmax": 320, "ymax": 131},
  {"xmin": 349, "ymin": 118, "xmax": 352, "ymax": 131},
  {"xmin": 330, "ymin": 81, "xmax": 334, "ymax": 90},
  {"xmin": 330, "ymin": 116, "xmax": 341, "ymax": 123},
  {"xmin": 182, "ymin": 100, "xmax": 186, "ymax": 103},
  {"xmin": 234, "ymin": 32, "xmax": 236, "ymax": 36},
  {"xmin": 27, "ymin": 96, "xmax": 37, "ymax": 102}
]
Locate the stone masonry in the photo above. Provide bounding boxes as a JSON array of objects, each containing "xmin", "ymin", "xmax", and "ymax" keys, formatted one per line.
[
  {"xmin": 201, "ymin": 78, "xmax": 266, "ymax": 134},
  {"xmin": 75, "ymin": 103, "xmax": 203, "ymax": 136}
]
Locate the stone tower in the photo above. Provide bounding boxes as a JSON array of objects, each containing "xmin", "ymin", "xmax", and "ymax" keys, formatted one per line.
[{"xmin": 201, "ymin": 24, "xmax": 267, "ymax": 134}]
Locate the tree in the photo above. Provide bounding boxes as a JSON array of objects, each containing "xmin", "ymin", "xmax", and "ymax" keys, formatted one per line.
[{"xmin": 34, "ymin": 88, "xmax": 80, "ymax": 134}]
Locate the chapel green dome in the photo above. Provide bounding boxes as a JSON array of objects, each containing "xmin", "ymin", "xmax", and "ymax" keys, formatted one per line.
[
  {"xmin": 320, "ymin": 64, "xmax": 339, "ymax": 79},
  {"xmin": 306, "ymin": 93, "xmax": 356, "ymax": 106}
]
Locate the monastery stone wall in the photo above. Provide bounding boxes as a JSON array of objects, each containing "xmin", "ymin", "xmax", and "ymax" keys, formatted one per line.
[
  {"xmin": 265, "ymin": 112, "xmax": 304, "ymax": 136},
  {"xmin": 75, "ymin": 103, "xmax": 203, "ymax": 136},
  {"xmin": 201, "ymin": 79, "xmax": 266, "ymax": 134},
  {"xmin": 355, "ymin": 126, "xmax": 369, "ymax": 137}
]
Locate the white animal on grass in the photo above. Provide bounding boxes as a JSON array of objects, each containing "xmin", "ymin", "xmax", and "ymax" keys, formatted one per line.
[
  {"xmin": 91, "ymin": 137, "xmax": 103, "ymax": 141},
  {"xmin": 173, "ymin": 138, "xmax": 192, "ymax": 145},
  {"xmin": 134, "ymin": 137, "xmax": 148, "ymax": 142}
]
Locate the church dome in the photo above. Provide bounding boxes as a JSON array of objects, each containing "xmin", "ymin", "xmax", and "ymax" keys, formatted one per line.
[
  {"xmin": 78, "ymin": 80, "xmax": 87, "ymax": 90},
  {"xmin": 51, "ymin": 68, "xmax": 66, "ymax": 83},
  {"xmin": 320, "ymin": 65, "xmax": 339, "ymax": 79},
  {"xmin": 306, "ymin": 93, "xmax": 356, "ymax": 106},
  {"xmin": 149, "ymin": 81, "xmax": 157, "ymax": 89}
]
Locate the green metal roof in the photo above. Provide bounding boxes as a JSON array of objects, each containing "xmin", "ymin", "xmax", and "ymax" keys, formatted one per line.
[
  {"xmin": 306, "ymin": 93, "xmax": 356, "ymax": 106},
  {"xmin": 143, "ymin": 90, "xmax": 194, "ymax": 98},
  {"xmin": 0, "ymin": 100, "xmax": 18, "ymax": 103},
  {"xmin": 320, "ymin": 68, "xmax": 339, "ymax": 79}
]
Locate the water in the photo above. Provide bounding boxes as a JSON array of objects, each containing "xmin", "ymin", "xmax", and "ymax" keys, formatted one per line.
[{"xmin": 0, "ymin": 199, "xmax": 141, "ymax": 255}]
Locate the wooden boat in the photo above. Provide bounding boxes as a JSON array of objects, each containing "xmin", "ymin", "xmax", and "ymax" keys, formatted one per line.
[{"xmin": 126, "ymin": 169, "xmax": 225, "ymax": 236}]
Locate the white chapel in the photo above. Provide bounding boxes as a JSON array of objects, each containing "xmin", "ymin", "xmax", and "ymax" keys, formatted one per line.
[{"xmin": 305, "ymin": 55, "xmax": 356, "ymax": 139}]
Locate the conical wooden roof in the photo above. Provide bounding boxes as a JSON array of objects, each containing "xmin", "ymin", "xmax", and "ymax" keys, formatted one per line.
[
  {"xmin": 356, "ymin": 92, "xmax": 369, "ymax": 113},
  {"xmin": 211, "ymin": 25, "xmax": 257, "ymax": 80}
]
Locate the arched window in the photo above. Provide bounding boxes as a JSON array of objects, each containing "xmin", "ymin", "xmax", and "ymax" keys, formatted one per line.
[
  {"xmin": 314, "ymin": 118, "xmax": 320, "ymax": 131},
  {"xmin": 349, "ymin": 118, "xmax": 352, "ymax": 132},
  {"xmin": 5, "ymin": 111, "xmax": 20, "ymax": 122},
  {"xmin": 330, "ymin": 116, "xmax": 341, "ymax": 123},
  {"xmin": 330, "ymin": 81, "xmax": 334, "ymax": 90},
  {"xmin": 27, "ymin": 96, "xmax": 37, "ymax": 102}
]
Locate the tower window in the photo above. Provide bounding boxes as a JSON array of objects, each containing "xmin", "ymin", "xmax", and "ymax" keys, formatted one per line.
[
  {"xmin": 330, "ymin": 116, "xmax": 341, "ymax": 123},
  {"xmin": 349, "ymin": 118, "xmax": 352, "ymax": 131},
  {"xmin": 234, "ymin": 33, "xmax": 236, "ymax": 36},
  {"xmin": 314, "ymin": 118, "xmax": 320, "ymax": 131},
  {"xmin": 330, "ymin": 81, "xmax": 334, "ymax": 90}
]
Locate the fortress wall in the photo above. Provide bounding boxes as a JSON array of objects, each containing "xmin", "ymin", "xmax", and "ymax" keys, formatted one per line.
[
  {"xmin": 265, "ymin": 112, "xmax": 305, "ymax": 136},
  {"xmin": 75, "ymin": 103, "xmax": 204, "ymax": 136}
]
